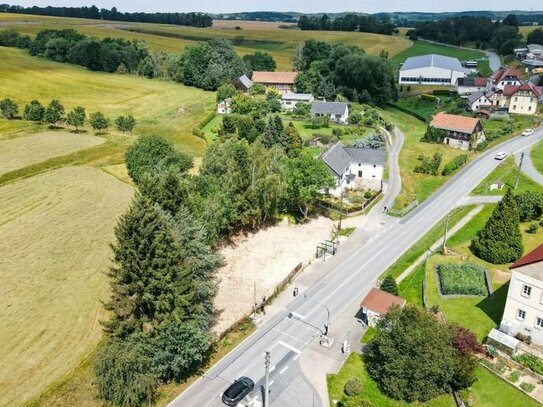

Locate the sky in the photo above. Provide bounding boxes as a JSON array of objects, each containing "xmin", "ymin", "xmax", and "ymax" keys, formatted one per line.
[{"xmin": 8, "ymin": 0, "xmax": 541, "ymax": 14}]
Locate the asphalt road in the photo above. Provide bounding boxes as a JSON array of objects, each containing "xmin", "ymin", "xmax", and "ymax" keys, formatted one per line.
[{"xmin": 169, "ymin": 129, "xmax": 543, "ymax": 407}]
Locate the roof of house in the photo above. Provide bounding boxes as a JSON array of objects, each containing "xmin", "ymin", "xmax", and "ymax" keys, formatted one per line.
[
  {"xmin": 311, "ymin": 101, "xmax": 349, "ymax": 116},
  {"xmin": 252, "ymin": 71, "xmax": 297, "ymax": 84},
  {"xmin": 503, "ymin": 81, "xmax": 543, "ymax": 98},
  {"xmin": 238, "ymin": 74, "xmax": 253, "ymax": 89},
  {"xmin": 430, "ymin": 112, "xmax": 481, "ymax": 134},
  {"xmin": 510, "ymin": 244, "xmax": 543, "ymax": 270},
  {"xmin": 360, "ymin": 288, "xmax": 406, "ymax": 315},
  {"xmin": 281, "ymin": 93, "xmax": 313, "ymax": 101},
  {"xmin": 320, "ymin": 141, "xmax": 351, "ymax": 177},
  {"xmin": 527, "ymin": 44, "xmax": 543, "ymax": 52},
  {"xmin": 491, "ymin": 67, "xmax": 521, "ymax": 84},
  {"xmin": 457, "ymin": 77, "xmax": 487, "ymax": 87},
  {"xmin": 400, "ymin": 54, "xmax": 466, "ymax": 72},
  {"xmin": 467, "ymin": 91, "xmax": 487, "ymax": 104},
  {"xmin": 344, "ymin": 148, "xmax": 386, "ymax": 166}
]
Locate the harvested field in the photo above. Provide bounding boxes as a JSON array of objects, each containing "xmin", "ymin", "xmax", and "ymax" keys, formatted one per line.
[
  {"xmin": 0, "ymin": 132, "xmax": 105, "ymax": 175},
  {"xmin": 214, "ymin": 217, "xmax": 335, "ymax": 334},
  {"xmin": 212, "ymin": 19, "xmax": 297, "ymax": 30},
  {"xmin": 0, "ymin": 166, "xmax": 134, "ymax": 407}
]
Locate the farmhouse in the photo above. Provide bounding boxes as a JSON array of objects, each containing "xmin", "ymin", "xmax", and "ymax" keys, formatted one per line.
[
  {"xmin": 527, "ymin": 43, "xmax": 543, "ymax": 59},
  {"xmin": 429, "ymin": 112, "xmax": 486, "ymax": 151},
  {"xmin": 500, "ymin": 244, "xmax": 543, "ymax": 346},
  {"xmin": 281, "ymin": 93, "xmax": 314, "ymax": 111},
  {"xmin": 486, "ymin": 82, "xmax": 542, "ymax": 115},
  {"xmin": 360, "ymin": 288, "xmax": 406, "ymax": 327},
  {"xmin": 487, "ymin": 67, "xmax": 522, "ymax": 91},
  {"xmin": 311, "ymin": 101, "xmax": 349, "ymax": 124},
  {"xmin": 251, "ymin": 71, "xmax": 297, "ymax": 93},
  {"xmin": 467, "ymin": 91, "xmax": 491, "ymax": 112},
  {"xmin": 398, "ymin": 54, "xmax": 467, "ymax": 86},
  {"xmin": 217, "ymin": 98, "xmax": 232, "ymax": 115},
  {"xmin": 320, "ymin": 141, "xmax": 385, "ymax": 196},
  {"xmin": 456, "ymin": 77, "xmax": 488, "ymax": 96}
]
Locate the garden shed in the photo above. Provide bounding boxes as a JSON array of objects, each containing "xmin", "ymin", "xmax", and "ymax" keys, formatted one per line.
[{"xmin": 487, "ymin": 328, "xmax": 519, "ymax": 356}]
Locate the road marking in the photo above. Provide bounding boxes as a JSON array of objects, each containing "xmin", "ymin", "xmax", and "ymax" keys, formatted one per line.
[
  {"xmin": 278, "ymin": 340, "xmax": 301, "ymax": 355},
  {"xmin": 269, "ymin": 380, "xmax": 275, "ymax": 387},
  {"xmin": 279, "ymin": 366, "xmax": 288, "ymax": 374},
  {"xmin": 270, "ymin": 365, "xmax": 276, "ymax": 373},
  {"xmin": 289, "ymin": 311, "xmax": 306, "ymax": 320},
  {"xmin": 272, "ymin": 327, "xmax": 312, "ymax": 346}
]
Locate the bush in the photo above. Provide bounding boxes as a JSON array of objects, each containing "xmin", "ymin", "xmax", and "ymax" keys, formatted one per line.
[
  {"xmin": 433, "ymin": 89, "xmax": 452, "ymax": 96},
  {"xmin": 441, "ymin": 154, "xmax": 468, "ymax": 176},
  {"xmin": 520, "ymin": 382, "xmax": 536, "ymax": 393},
  {"xmin": 475, "ymin": 140, "xmax": 489, "ymax": 152},
  {"xmin": 507, "ymin": 370, "xmax": 522, "ymax": 383},
  {"xmin": 344, "ymin": 377, "xmax": 363, "ymax": 396},
  {"xmin": 414, "ymin": 152, "xmax": 442, "ymax": 175},
  {"xmin": 437, "ymin": 263, "xmax": 488, "ymax": 296},
  {"xmin": 420, "ymin": 93, "xmax": 438, "ymax": 102},
  {"xmin": 527, "ymin": 223, "xmax": 539, "ymax": 234},
  {"xmin": 421, "ymin": 126, "xmax": 447, "ymax": 144},
  {"xmin": 515, "ymin": 191, "xmax": 543, "ymax": 222},
  {"xmin": 308, "ymin": 116, "xmax": 330, "ymax": 129},
  {"xmin": 513, "ymin": 353, "xmax": 543, "ymax": 375},
  {"xmin": 353, "ymin": 133, "xmax": 385, "ymax": 149}
]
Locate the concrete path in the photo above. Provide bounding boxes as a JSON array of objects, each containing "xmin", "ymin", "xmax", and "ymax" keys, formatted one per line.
[
  {"xmin": 459, "ymin": 195, "xmax": 503, "ymax": 205},
  {"xmin": 515, "ymin": 146, "xmax": 543, "ymax": 186}
]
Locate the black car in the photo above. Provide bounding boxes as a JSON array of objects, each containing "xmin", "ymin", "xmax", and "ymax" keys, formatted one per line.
[{"xmin": 222, "ymin": 377, "xmax": 255, "ymax": 406}]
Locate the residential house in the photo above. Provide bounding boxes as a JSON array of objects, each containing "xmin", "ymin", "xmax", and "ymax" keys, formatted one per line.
[
  {"xmin": 235, "ymin": 74, "xmax": 253, "ymax": 92},
  {"xmin": 467, "ymin": 91, "xmax": 491, "ymax": 112},
  {"xmin": 319, "ymin": 141, "xmax": 386, "ymax": 196},
  {"xmin": 311, "ymin": 101, "xmax": 349, "ymax": 124},
  {"xmin": 527, "ymin": 44, "xmax": 543, "ymax": 59},
  {"xmin": 456, "ymin": 77, "xmax": 488, "ymax": 95},
  {"xmin": 217, "ymin": 98, "xmax": 232, "ymax": 115},
  {"xmin": 360, "ymin": 288, "xmax": 406, "ymax": 327},
  {"xmin": 251, "ymin": 71, "xmax": 297, "ymax": 94},
  {"xmin": 399, "ymin": 54, "xmax": 468, "ymax": 86},
  {"xmin": 429, "ymin": 112, "xmax": 486, "ymax": 151},
  {"xmin": 281, "ymin": 93, "xmax": 314, "ymax": 111},
  {"xmin": 500, "ymin": 244, "xmax": 543, "ymax": 346},
  {"xmin": 505, "ymin": 82, "xmax": 543, "ymax": 115},
  {"xmin": 487, "ymin": 68, "xmax": 522, "ymax": 91}
]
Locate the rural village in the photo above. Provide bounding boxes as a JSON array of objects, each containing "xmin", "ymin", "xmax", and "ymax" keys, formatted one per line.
[{"xmin": 3, "ymin": 3, "xmax": 543, "ymax": 407}]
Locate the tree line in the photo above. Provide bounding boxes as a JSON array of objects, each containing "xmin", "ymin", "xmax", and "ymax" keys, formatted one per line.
[
  {"xmin": 297, "ymin": 13, "xmax": 396, "ymax": 35},
  {"xmin": 0, "ymin": 4, "xmax": 212, "ymax": 27},
  {"xmin": 0, "ymin": 97, "xmax": 135, "ymax": 133},
  {"xmin": 293, "ymin": 40, "xmax": 397, "ymax": 105},
  {"xmin": 411, "ymin": 14, "xmax": 522, "ymax": 55}
]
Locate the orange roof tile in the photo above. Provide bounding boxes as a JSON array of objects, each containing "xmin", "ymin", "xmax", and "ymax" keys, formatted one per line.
[
  {"xmin": 252, "ymin": 71, "xmax": 297, "ymax": 84},
  {"xmin": 430, "ymin": 112, "xmax": 481, "ymax": 134},
  {"xmin": 360, "ymin": 288, "xmax": 406, "ymax": 315}
]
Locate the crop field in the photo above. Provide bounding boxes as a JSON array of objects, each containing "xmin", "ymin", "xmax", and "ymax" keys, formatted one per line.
[
  {"xmin": 0, "ymin": 132, "xmax": 105, "ymax": 175},
  {"xmin": 0, "ymin": 13, "xmax": 412, "ymax": 70},
  {"xmin": 212, "ymin": 19, "xmax": 297, "ymax": 30},
  {"xmin": 0, "ymin": 166, "xmax": 134, "ymax": 407}
]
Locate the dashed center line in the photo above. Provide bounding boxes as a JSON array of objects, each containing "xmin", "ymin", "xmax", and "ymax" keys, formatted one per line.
[{"xmin": 279, "ymin": 366, "xmax": 288, "ymax": 375}]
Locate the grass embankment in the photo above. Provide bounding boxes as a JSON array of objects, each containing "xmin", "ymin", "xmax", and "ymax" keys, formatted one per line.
[
  {"xmin": 0, "ymin": 13, "xmax": 412, "ymax": 70},
  {"xmin": 531, "ymin": 140, "xmax": 543, "ymax": 176}
]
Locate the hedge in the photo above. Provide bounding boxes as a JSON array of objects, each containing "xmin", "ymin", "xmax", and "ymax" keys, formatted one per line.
[
  {"xmin": 199, "ymin": 111, "xmax": 217, "ymax": 128},
  {"xmin": 433, "ymin": 89, "xmax": 453, "ymax": 96},
  {"xmin": 387, "ymin": 103, "xmax": 427, "ymax": 122},
  {"xmin": 441, "ymin": 154, "xmax": 468, "ymax": 176},
  {"xmin": 437, "ymin": 263, "xmax": 488, "ymax": 296},
  {"xmin": 420, "ymin": 93, "xmax": 438, "ymax": 102}
]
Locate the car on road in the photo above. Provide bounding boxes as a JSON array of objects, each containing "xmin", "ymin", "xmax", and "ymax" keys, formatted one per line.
[
  {"xmin": 222, "ymin": 377, "xmax": 255, "ymax": 406},
  {"xmin": 494, "ymin": 152, "xmax": 508, "ymax": 160},
  {"xmin": 522, "ymin": 129, "xmax": 535, "ymax": 136}
]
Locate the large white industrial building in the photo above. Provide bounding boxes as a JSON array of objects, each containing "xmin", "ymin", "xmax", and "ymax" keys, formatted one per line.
[{"xmin": 399, "ymin": 54, "xmax": 468, "ymax": 86}]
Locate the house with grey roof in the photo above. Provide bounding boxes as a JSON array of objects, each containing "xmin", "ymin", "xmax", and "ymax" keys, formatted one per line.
[
  {"xmin": 466, "ymin": 91, "xmax": 491, "ymax": 112},
  {"xmin": 399, "ymin": 54, "xmax": 468, "ymax": 86},
  {"xmin": 320, "ymin": 141, "xmax": 386, "ymax": 195},
  {"xmin": 281, "ymin": 93, "xmax": 314, "ymax": 111},
  {"xmin": 310, "ymin": 101, "xmax": 349, "ymax": 124},
  {"xmin": 236, "ymin": 74, "xmax": 253, "ymax": 92}
]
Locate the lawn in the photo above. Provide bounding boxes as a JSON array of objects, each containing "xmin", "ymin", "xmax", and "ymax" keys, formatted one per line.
[
  {"xmin": 394, "ymin": 94, "xmax": 465, "ymax": 121},
  {"xmin": 531, "ymin": 140, "xmax": 543, "ymax": 176},
  {"xmin": 0, "ymin": 166, "xmax": 134, "ymax": 407},
  {"xmin": 0, "ymin": 13, "xmax": 412, "ymax": 71}
]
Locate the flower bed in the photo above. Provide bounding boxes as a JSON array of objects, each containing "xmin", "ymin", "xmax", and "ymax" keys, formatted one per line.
[{"xmin": 437, "ymin": 263, "xmax": 489, "ymax": 296}]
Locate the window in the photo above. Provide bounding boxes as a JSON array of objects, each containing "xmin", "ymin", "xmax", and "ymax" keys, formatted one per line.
[
  {"xmin": 358, "ymin": 171, "xmax": 362, "ymax": 177},
  {"xmin": 517, "ymin": 309, "xmax": 527, "ymax": 321},
  {"xmin": 373, "ymin": 164, "xmax": 376, "ymax": 168},
  {"xmin": 522, "ymin": 285, "xmax": 532, "ymax": 297},
  {"xmin": 536, "ymin": 317, "xmax": 543, "ymax": 330}
]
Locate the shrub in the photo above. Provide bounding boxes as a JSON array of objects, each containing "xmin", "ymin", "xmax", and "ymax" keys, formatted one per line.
[
  {"xmin": 332, "ymin": 128, "xmax": 343, "ymax": 137},
  {"xmin": 349, "ymin": 111, "xmax": 363, "ymax": 124},
  {"xmin": 0, "ymin": 98, "xmax": 18, "ymax": 119},
  {"xmin": 441, "ymin": 154, "xmax": 468, "ymax": 176},
  {"xmin": 421, "ymin": 93, "xmax": 438, "ymax": 102},
  {"xmin": 520, "ymin": 382, "xmax": 535, "ymax": 393},
  {"xmin": 414, "ymin": 152, "xmax": 442, "ymax": 175},
  {"xmin": 353, "ymin": 133, "xmax": 385, "ymax": 149},
  {"xmin": 475, "ymin": 140, "xmax": 489, "ymax": 152},
  {"xmin": 507, "ymin": 370, "xmax": 522, "ymax": 383},
  {"xmin": 433, "ymin": 89, "xmax": 451, "ymax": 96},
  {"xmin": 344, "ymin": 377, "xmax": 363, "ymax": 396},
  {"xmin": 515, "ymin": 191, "xmax": 543, "ymax": 222},
  {"xmin": 421, "ymin": 126, "xmax": 447, "ymax": 144},
  {"xmin": 513, "ymin": 353, "xmax": 543, "ymax": 375},
  {"xmin": 486, "ymin": 345, "xmax": 498, "ymax": 358},
  {"xmin": 380, "ymin": 275, "xmax": 399, "ymax": 296},
  {"xmin": 437, "ymin": 263, "xmax": 488, "ymax": 296},
  {"xmin": 527, "ymin": 223, "xmax": 539, "ymax": 234},
  {"xmin": 308, "ymin": 116, "xmax": 330, "ymax": 129}
]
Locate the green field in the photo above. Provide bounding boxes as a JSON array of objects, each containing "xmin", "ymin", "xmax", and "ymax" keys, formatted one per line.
[
  {"xmin": 531, "ymin": 140, "xmax": 543, "ymax": 175},
  {"xmin": 0, "ymin": 13, "xmax": 412, "ymax": 70}
]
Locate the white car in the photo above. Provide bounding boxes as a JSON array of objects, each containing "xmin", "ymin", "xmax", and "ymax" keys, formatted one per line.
[
  {"xmin": 522, "ymin": 129, "xmax": 534, "ymax": 136},
  {"xmin": 495, "ymin": 152, "xmax": 508, "ymax": 160}
]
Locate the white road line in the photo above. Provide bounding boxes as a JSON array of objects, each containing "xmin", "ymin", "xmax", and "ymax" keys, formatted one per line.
[
  {"xmin": 289, "ymin": 312, "xmax": 306, "ymax": 320},
  {"xmin": 270, "ymin": 365, "xmax": 276, "ymax": 373},
  {"xmin": 269, "ymin": 380, "xmax": 275, "ymax": 387},
  {"xmin": 272, "ymin": 328, "xmax": 311, "ymax": 346},
  {"xmin": 287, "ymin": 317, "xmax": 322, "ymax": 333},
  {"xmin": 278, "ymin": 340, "xmax": 302, "ymax": 354},
  {"xmin": 279, "ymin": 366, "xmax": 288, "ymax": 375}
]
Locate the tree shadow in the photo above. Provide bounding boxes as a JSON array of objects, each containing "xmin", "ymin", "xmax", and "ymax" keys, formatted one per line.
[{"xmin": 475, "ymin": 282, "xmax": 509, "ymax": 341}]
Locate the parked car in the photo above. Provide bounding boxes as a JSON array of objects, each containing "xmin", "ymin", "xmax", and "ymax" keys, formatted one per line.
[
  {"xmin": 222, "ymin": 377, "xmax": 255, "ymax": 406},
  {"xmin": 495, "ymin": 152, "xmax": 508, "ymax": 160},
  {"xmin": 522, "ymin": 128, "xmax": 534, "ymax": 136}
]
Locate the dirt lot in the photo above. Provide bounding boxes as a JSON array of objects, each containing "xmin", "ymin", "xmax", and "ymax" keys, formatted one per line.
[
  {"xmin": 0, "ymin": 166, "xmax": 134, "ymax": 407},
  {"xmin": 214, "ymin": 217, "xmax": 335, "ymax": 334},
  {"xmin": 0, "ymin": 131, "xmax": 105, "ymax": 175}
]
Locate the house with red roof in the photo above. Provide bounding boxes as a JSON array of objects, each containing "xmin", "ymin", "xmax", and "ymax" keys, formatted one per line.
[
  {"xmin": 429, "ymin": 112, "xmax": 486, "ymax": 151},
  {"xmin": 360, "ymin": 288, "xmax": 406, "ymax": 327},
  {"xmin": 487, "ymin": 67, "xmax": 523, "ymax": 91},
  {"xmin": 486, "ymin": 81, "xmax": 542, "ymax": 116},
  {"xmin": 251, "ymin": 71, "xmax": 297, "ymax": 94},
  {"xmin": 500, "ymin": 244, "xmax": 543, "ymax": 345}
]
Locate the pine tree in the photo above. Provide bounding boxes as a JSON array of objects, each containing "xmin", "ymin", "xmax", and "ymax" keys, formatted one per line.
[
  {"xmin": 380, "ymin": 275, "xmax": 399, "ymax": 296},
  {"xmin": 471, "ymin": 189, "xmax": 523, "ymax": 264}
]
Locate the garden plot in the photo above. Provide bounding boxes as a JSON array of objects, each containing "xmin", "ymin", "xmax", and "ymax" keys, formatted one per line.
[
  {"xmin": 436, "ymin": 263, "xmax": 490, "ymax": 297},
  {"xmin": 0, "ymin": 166, "xmax": 134, "ymax": 407},
  {"xmin": 0, "ymin": 131, "xmax": 105, "ymax": 175}
]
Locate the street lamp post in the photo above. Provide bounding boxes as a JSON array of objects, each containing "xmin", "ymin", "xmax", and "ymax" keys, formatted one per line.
[{"xmin": 304, "ymin": 293, "xmax": 331, "ymax": 336}]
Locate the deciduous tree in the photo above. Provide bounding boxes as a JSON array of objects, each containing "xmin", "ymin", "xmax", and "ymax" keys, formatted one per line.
[
  {"xmin": 89, "ymin": 111, "xmax": 110, "ymax": 133},
  {"xmin": 0, "ymin": 98, "xmax": 18, "ymax": 119},
  {"xmin": 66, "ymin": 106, "xmax": 86, "ymax": 131},
  {"xmin": 23, "ymin": 100, "xmax": 45, "ymax": 122},
  {"xmin": 43, "ymin": 99, "xmax": 65, "ymax": 126}
]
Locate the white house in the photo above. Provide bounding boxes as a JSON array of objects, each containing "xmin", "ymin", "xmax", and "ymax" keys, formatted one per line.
[
  {"xmin": 360, "ymin": 288, "xmax": 406, "ymax": 327},
  {"xmin": 217, "ymin": 98, "xmax": 232, "ymax": 115},
  {"xmin": 487, "ymin": 82, "xmax": 542, "ymax": 116},
  {"xmin": 500, "ymin": 245, "xmax": 543, "ymax": 346},
  {"xmin": 311, "ymin": 101, "xmax": 349, "ymax": 124},
  {"xmin": 487, "ymin": 67, "xmax": 522, "ymax": 91},
  {"xmin": 467, "ymin": 91, "xmax": 491, "ymax": 111},
  {"xmin": 320, "ymin": 141, "xmax": 385, "ymax": 196},
  {"xmin": 399, "ymin": 54, "xmax": 468, "ymax": 86},
  {"xmin": 281, "ymin": 93, "xmax": 314, "ymax": 111},
  {"xmin": 456, "ymin": 77, "xmax": 488, "ymax": 96}
]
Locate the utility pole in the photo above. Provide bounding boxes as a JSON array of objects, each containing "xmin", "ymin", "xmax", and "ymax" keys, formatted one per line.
[
  {"xmin": 337, "ymin": 190, "xmax": 345, "ymax": 233},
  {"xmin": 264, "ymin": 351, "xmax": 271, "ymax": 407},
  {"xmin": 515, "ymin": 152, "xmax": 525, "ymax": 190},
  {"xmin": 442, "ymin": 210, "xmax": 450, "ymax": 255},
  {"xmin": 253, "ymin": 281, "xmax": 257, "ymax": 318}
]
